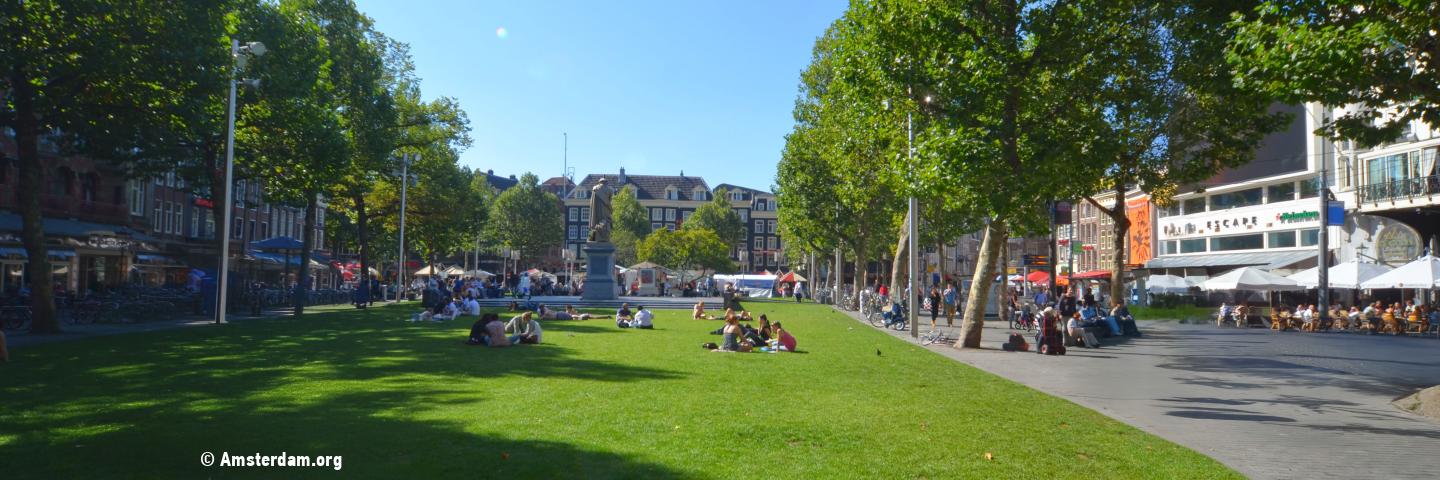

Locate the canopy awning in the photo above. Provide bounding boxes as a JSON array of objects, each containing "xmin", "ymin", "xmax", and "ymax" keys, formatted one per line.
[
  {"xmin": 1071, "ymin": 270, "xmax": 1111, "ymax": 280},
  {"xmin": 0, "ymin": 247, "xmax": 75, "ymax": 258},
  {"xmin": 1147, "ymin": 274, "xmax": 1198, "ymax": 293},
  {"xmin": 1360, "ymin": 255, "xmax": 1440, "ymax": 289},
  {"xmin": 1201, "ymin": 267, "xmax": 1303, "ymax": 292},
  {"xmin": 1145, "ymin": 251, "xmax": 1315, "ymax": 271},
  {"xmin": 1025, "ymin": 270, "xmax": 1050, "ymax": 284},
  {"xmin": 778, "ymin": 271, "xmax": 807, "ymax": 283},
  {"xmin": 250, "ymin": 236, "xmax": 304, "ymax": 250},
  {"xmin": 1288, "ymin": 260, "xmax": 1394, "ymax": 289}
]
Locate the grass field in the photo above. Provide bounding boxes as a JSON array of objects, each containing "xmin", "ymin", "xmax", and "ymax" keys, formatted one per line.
[
  {"xmin": 1130, "ymin": 304, "xmax": 1216, "ymax": 323},
  {"xmin": 0, "ymin": 302, "xmax": 1238, "ymax": 479}
]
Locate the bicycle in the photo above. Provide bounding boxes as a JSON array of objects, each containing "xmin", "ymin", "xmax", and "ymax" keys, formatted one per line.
[
  {"xmin": 1, "ymin": 306, "xmax": 31, "ymax": 332},
  {"xmin": 920, "ymin": 327, "xmax": 948, "ymax": 346},
  {"xmin": 1009, "ymin": 309, "xmax": 1036, "ymax": 332}
]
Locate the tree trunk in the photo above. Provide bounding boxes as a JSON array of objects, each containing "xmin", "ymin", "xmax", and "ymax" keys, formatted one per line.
[
  {"xmin": 1109, "ymin": 183, "xmax": 1130, "ymax": 307},
  {"xmin": 294, "ymin": 192, "xmax": 319, "ymax": 315},
  {"xmin": 996, "ymin": 235, "xmax": 1010, "ymax": 330},
  {"xmin": 889, "ymin": 214, "xmax": 909, "ymax": 297},
  {"xmin": 956, "ymin": 219, "xmax": 1007, "ymax": 348},
  {"xmin": 12, "ymin": 59, "xmax": 60, "ymax": 333},
  {"xmin": 850, "ymin": 241, "xmax": 866, "ymax": 310},
  {"xmin": 832, "ymin": 245, "xmax": 842, "ymax": 301},
  {"xmin": 937, "ymin": 240, "xmax": 948, "ymax": 287},
  {"xmin": 354, "ymin": 192, "xmax": 370, "ymax": 299}
]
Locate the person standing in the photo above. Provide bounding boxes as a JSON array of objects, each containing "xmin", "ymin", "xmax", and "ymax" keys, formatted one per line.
[
  {"xmin": 942, "ymin": 283, "xmax": 957, "ymax": 327},
  {"xmin": 927, "ymin": 286, "xmax": 942, "ymax": 328},
  {"xmin": 794, "ymin": 281, "xmax": 806, "ymax": 303}
]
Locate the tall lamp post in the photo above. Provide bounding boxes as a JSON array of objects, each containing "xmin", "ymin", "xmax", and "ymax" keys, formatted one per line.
[
  {"xmin": 216, "ymin": 39, "xmax": 267, "ymax": 325},
  {"xmin": 393, "ymin": 152, "xmax": 416, "ymax": 302},
  {"xmin": 887, "ymin": 93, "xmax": 929, "ymax": 340}
]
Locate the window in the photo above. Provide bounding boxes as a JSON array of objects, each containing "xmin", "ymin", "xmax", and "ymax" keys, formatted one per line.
[
  {"xmin": 665, "ymin": 224, "xmax": 675, "ymax": 231},
  {"xmin": 1183, "ymin": 198, "xmax": 1206, "ymax": 214},
  {"xmin": 651, "ymin": 208, "xmax": 663, "ymax": 221},
  {"xmin": 569, "ymin": 208, "xmax": 579, "ymax": 222},
  {"xmin": 1210, "ymin": 233, "xmax": 1264, "ymax": 252},
  {"xmin": 191, "ymin": 210, "xmax": 200, "ymax": 237},
  {"xmin": 205, "ymin": 215, "xmax": 215, "ymax": 239},
  {"xmin": 682, "ymin": 210, "xmax": 692, "ymax": 222},
  {"xmin": 754, "ymin": 219, "xmax": 763, "ymax": 232},
  {"xmin": 768, "ymin": 220, "xmax": 777, "ymax": 234},
  {"xmin": 651, "ymin": 222, "xmax": 662, "ymax": 231},
  {"xmin": 568, "ymin": 225, "xmax": 578, "ymax": 240},
  {"xmin": 665, "ymin": 188, "xmax": 678, "ymax": 200},
  {"xmin": 232, "ymin": 218, "xmax": 243, "ymax": 239},
  {"xmin": 234, "ymin": 180, "xmax": 245, "ymax": 205},
  {"xmin": 153, "ymin": 200, "xmax": 165, "ymax": 232},
  {"xmin": 1158, "ymin": 204, "xmax": 1179, "ymax": 218},
  {"xmin": 730, "ymin": 191, "xmax": 743, "ymax": 201},
  {"xmin": 575, "ymin": 189, "xmax": 589, "ymax": 199},
  {"xmin": 1266, "ymin": 183, "xmax": 1296, "ymax": 203},
  {"xmin": 248, "ymin": 220, "xmax": 256, "ymax": 239},
  {"xmin": 1179, "ymin": 239, "xmax": 1206, "ymax": 253},
  {"xmin": 1300, "ymin": 228, "xmax": 1320, "ymax": 247},
  {"xmin": 128, "ymin": 180, "xmax": 145, "ymax": 215},
  {"xmin": 1268, "ymin": 231, "xmax": 1297, "ymax": 248},
  {"xmin": 1209, "ymin": 188, "xmax": 1262, "ymax": 211},
  {"xmin": 665, "ymin": 208, "xmax": 676, "ymax": 221},
  {"xmin": 768, "ymin": 237, "xmax": 778, "ymax": 250},
  {"xmin": 756, "ymin": 198, "xmax": 769, "ymax": 211},
  {"xmin": 693, "ymin": 189, "xmax": 706, "ymax": 201},
  {"xmin": 754, "ymin": 237, "xmax": 764, "ymax": 250},
  {"xmin": 737, "ymin": 209, "xmax": 748, "ymax": 222},
  {"xmin": 1162, "ymin": 241, "xmax": 1178, "ymax": 255},
  {"xmin": 260, "ymin": 222, "xmax": 269, "ymax": 239},
  {"xmin": 580, "ymin": 207, "xmax": 590, "ymax": 223},
  {"xmin": 1299, "ymin": 178, "xmax": 1320, "ymax": 199},
  {"xmin": 172, "ymin": 202, "xmax": 182, "ymax": 235}
]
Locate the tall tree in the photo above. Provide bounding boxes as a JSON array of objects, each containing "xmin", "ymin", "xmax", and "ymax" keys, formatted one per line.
[
  {"xmin": 1080, "ymin": 1, "xmax": 1287, "ymax": 304},
  {"xmin": 610, "ymin": 186, "xmax": 649, "ymax": 266},
  {"xmin": 684, "ymin": 188, "xmax": 745, "ymax": 246},
  {"xmin": 638, "ymin": 228, "xmax": 734, "ymax": 285},
  {"xmin": 487, "ymin": 173, "xmax": 564, "ymax": 264},
  {"xmin": 0, "ymin": 0, "xmax": 232, "ymax": 333},
  {"xmin": 1227, "ymin": 0, "xmax": 1440, "ymax": 145},
  {"xmin": 853, "ymin": 0, "xmax": 1146, "ymax": 347}
]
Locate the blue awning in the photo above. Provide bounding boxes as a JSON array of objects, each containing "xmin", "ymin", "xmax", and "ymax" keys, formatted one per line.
[{"xmin": 0, "ymin": 247, "xmax": 75, "ymax": 258}]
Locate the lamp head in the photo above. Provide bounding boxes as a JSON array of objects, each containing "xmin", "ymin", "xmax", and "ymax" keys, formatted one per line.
[{"xmin": 244, "ymin": 41, "xmax": 267, "ymax": 57}]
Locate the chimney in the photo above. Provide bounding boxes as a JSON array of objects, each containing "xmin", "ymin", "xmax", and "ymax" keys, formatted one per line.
[
  {"xmin": 508, "ymin": 174, "xmax": 516, "ymax": 180},
  {"xmin": 487, "ymin": 169, "xmax": 494, "ymax": 176},
  {"xmin": 680, "ymin": 170, "xmax": 685, "ymax": 177},
  {"xmin": 618, "ymin": 167, "xmax": 627, "ymax": 184}
]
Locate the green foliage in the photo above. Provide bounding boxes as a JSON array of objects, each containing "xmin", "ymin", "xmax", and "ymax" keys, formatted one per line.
[
  {"xmin": 637, "ymin": 228, "xmax": 735, "ymax": 277},
  {"xmin": 610, "ymin": 186, "xmax": 650, "ymax": 239},
  {"xmin": 683, "ymin": 188, "xmax": 745, "ymax": 246},
  {"xmin": 1227, "ymin": 1, "xmax": 1440, "ymax": 146},
  {"xmin": 488, "ymin": 173, "xmax": 564, "ymax": 261}
]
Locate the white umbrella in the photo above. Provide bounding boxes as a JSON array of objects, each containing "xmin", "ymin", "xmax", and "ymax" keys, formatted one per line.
[
  {"xmin": 1360, "ymin": 255, "xmax": 1440, "ymax": 289},
  {"xmin": 1201, "ymin": 267, "xmax": 1304, "ymax": 291},
  {"xmin": 1290, "ymin": 261, "xmax": 1393, "ymax": 289},
  {"xmin": 1147, "ymin": 274, "xmax": 1197, "ymax": 293}
]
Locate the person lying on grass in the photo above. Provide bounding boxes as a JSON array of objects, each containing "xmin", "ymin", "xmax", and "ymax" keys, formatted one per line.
[
  {"xmin": 506, "ymin": 311, "xmax": 542, "ymax": 344},
  {"xmin": 618, "ymin": 305, "xmax": 654, "ymax": 329}
]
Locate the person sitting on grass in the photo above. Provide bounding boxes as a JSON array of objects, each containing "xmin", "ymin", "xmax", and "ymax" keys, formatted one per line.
[
  {"xmin": 630, "ymin": 305, "xmax": 654, "ymax": 329},
  {"xmin": 714, "ymin": 314, "xmax": 743, "ymax": 352},
  {"xmin": 773, "ymin": 321, "xmax": 796, "ymax": 352},
  {"xmin": 506, "ymin": 311, "xmax": 543, "ymax": 344},
  {"xmin": 432, "ymin": 298, "xmax": 462, "ymax": 321},
  {"xmin": 692, "ymin": 301, "xmax": 713, "ymax": 320},
  {"xmin": 616, "ymin": 303, "xmax": 633, "ymax": 323},
  {"xmin": 463, "ymin": 295, "xmax": 481, "ymax": 317},
  {"xmin": 466, "ymin": 313, "xmax": 508, "ymax": 346},
  {"xmin": 508, "ymin": 301, "xmax": 521, "ymax": 312}
]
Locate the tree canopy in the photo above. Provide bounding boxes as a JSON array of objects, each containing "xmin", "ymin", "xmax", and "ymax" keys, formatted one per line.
[{"xmin": 487, "ymin": 173, "xmax": 565, "ymax": 263}]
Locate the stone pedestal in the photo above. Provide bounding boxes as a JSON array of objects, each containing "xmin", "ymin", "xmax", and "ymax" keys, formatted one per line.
[{"xmin": 582, "ymin": 243, "xmax": 618, "ymax": 300}]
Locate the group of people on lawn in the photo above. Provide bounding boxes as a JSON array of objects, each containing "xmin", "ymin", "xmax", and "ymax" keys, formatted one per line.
[
  {"xmin": 693, "ymin": 301, "xmax": 796, "ymax": 353},
  {"xmin": 466, "ymin": 311, "xmax": 543, "ymax": 347}
]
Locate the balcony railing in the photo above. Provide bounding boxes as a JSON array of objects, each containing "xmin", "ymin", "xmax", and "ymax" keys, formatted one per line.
[{"xmin": 1355, "ymin": 174, "xmax": 1440, "ymax": 205}]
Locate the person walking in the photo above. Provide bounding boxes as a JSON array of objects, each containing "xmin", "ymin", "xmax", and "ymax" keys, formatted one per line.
[{"xmin": 794, "ymin": 281, "xmax": 806, "ymax": 303}]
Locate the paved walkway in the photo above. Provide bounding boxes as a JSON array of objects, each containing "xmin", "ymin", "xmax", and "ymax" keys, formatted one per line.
[{"xmin": 841, "ymin": 310, "xmax": 1440, "ymax": 480}]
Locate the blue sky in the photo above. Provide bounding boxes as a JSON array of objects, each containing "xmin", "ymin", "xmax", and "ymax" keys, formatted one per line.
[{"xmin": 354, "ymin": 0, "xmax": 846, "ymax": 191}]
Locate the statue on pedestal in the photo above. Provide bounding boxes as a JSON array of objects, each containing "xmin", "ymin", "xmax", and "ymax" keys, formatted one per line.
[{"xmin": 588, "ymin": 178, "xmax": 613, "ymax": 243}]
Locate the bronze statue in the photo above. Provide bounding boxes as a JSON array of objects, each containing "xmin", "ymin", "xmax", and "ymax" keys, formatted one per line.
[{"xmin": 588, "ymin": 178, "xmax": 613, "ymax": 243}]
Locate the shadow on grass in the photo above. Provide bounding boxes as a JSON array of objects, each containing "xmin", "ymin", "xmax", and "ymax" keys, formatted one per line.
[{"xmin": 0, "ymin": 305, "xmax": 689, "ymax": 478}]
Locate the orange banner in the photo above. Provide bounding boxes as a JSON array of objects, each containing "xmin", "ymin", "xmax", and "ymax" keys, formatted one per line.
[{"xmin": 1126, "ymin": 197, "xmax": 1153, "ymax": 266}]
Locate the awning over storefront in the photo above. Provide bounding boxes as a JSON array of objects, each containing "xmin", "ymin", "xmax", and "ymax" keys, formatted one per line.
[
  {"xmin": 0, "ymin": 247, "xmax": 76, "ymax": 258},
  {"xmin": 1144, "ymin": 251, "xmax": 1314, "ymax": 271},
  {"xmin": 1070, "ymin": 270, "xmax": 1112, "ymax": 280}
]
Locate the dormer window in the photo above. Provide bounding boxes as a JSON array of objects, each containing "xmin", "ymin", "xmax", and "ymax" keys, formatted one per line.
[
  {"xmin": 692, "ymin": 188, "xmax": 707, "ymax": 201},
  {"xmin": 575, "ymin": 189, "xmax": 589, "ymax": 199},
  {"xmin": 665, "ymin": 186, "xmax": 679, "ymax": 200},
  {"xmin": 756, "ymin": 198, "xmax": 769, "ymax": 211}
]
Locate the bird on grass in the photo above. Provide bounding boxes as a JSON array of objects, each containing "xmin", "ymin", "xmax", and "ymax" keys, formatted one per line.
[{"xmin": 876, "ymin": 348, "xmax": 882, "ymax": 357}]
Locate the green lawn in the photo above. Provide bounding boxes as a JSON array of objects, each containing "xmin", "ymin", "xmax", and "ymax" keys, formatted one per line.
[
  {"xmin": 0, "ymin": 302, "xmax": 1238, "ymax": 479},
  {"xmin": 1130, "ymin": 304, "xmax": 1217, "ymax": 323}
]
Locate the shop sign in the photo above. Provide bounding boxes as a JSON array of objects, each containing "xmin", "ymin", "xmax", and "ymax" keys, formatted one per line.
[
  {"xmin": 1276, "ymin": 210, "xmax": 1319, "ymax": 223},
  {"xmin": 0, "ymin": 233, "xmax": 17, "ymax": 243},
  {"xmin": 194, "ymin": 198, "xmax": 215, "ymax": 208},
  {"xmin": 86, "ymin": 235, "xmax": 133, "ymax": 250},
  {"xmin": 1376, "ymin": 224, "xmax": 1422, "ymax": 266}
]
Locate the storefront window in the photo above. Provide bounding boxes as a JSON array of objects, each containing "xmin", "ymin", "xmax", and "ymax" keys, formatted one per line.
[
  {"xmin": 1300, "ymin": 229, "xmax": 1320, "ymax": 247},
  {"xmin": 1209, "ymin": 188, "xmax": 1263, "ymax": 211},
  {"xmin": 1162, "ymin": 241, "xmax": 1178, "ymax": 255},
  {"xmin": 1266, "ymin": 183, "xmax": 1295, "ymax": 203},
  {"xmin": 1179, "ymin": 239, "xmax": 1206, "ymax": 254},
  {"xmin": 1210, "ymin": 234, "xmax": 1264, "ymax": 252},
  {"xmin": 1268, "ymin": 231, "xmax": 1297, "ymax": 248},
  {"xmin": 1183, "ymin": 198, "xmax": 1206, "ymax": 215},
  {"xmin": 1299, "ymin": 178, "xmax": 1320, "ymax": 199}
]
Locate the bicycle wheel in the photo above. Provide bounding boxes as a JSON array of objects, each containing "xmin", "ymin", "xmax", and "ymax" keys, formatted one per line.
[
  {"xmin": 920, "ymin": 330, "xmax": 940, "ymax": 345},
  {"xmin": 868, "ymin": 312, "xmax": 885, "ymax": 327}
]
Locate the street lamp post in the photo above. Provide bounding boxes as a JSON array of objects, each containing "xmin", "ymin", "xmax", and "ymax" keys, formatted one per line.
[
  {"xmin": 393, "ymin": 152, "xmax": 416, "ymax": 303},
  {"xmin": 216, "ymin": 39, "xmax": 266, "ymax": 325},
  {"xmin": 907, "ymin": 109, "xmax": 920, "ymax": 339}
]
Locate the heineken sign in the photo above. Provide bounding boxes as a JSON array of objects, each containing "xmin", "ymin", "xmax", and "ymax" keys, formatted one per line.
[{"xmin": 1276, "ymin": 210, "xmax": 1319, "ymax": 223}]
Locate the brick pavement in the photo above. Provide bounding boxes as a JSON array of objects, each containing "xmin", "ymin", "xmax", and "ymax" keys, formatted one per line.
[{"xmin": 842, "ymin": 309, "xmax": 1440, "ymax": 480}]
